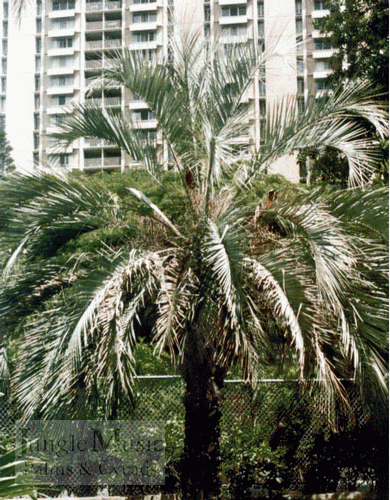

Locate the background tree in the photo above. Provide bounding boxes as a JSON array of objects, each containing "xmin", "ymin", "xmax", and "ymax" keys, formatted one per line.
[
  {"xmin": 0, "ymin": 128, "xmax": 15, "ymax": 178},
  {"xmin": 318, "ymin": 0, "xmax": 389, "ymax": 95},
  {"xmin": 0, "ymin": 34, "xmax": 388, "ymax": 499}
]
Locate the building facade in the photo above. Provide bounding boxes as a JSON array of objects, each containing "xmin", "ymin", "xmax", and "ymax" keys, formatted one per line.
[
  {"xmin": 0, "ymin": 0, "xmax": 9, "ymax": 129},
  {"xmin": 33, "ymin": 0, "xmax": 335, "ymax": 181}
]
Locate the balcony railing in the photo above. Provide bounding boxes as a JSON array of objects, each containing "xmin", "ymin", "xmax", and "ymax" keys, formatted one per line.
[
  {"xmin": 105, "ymin": 96, "xmax": 121, "ymax": 106},
  {"xmin": 86, "ymin": 2, "xmax": 103, "ymax": 11},
  {"xmin": 106, "ymin": 1, "xmax": 121, "ymax": 10},
  {"xmin": 85, "ymin": 59, "xmax": 102, "ymax": 69},
  {"xmin": 104, "ymin": 39, "xmax": 121, "ymax": 48},
  {"xmin": 104, "ymin": 157, "xmax": 121, "ymax": 166},
  {"xmin": 84, "ymin": 157, "xmax": 102, "ymax": 167},
  {"xmin": 86, "ymin": 21, "xmax": 103, "ymax": 30},
  {"xmin": 86, "ymin": 40, "xmax": 103, "ymax": 50},
  {"xmin": 105, "ymin": 20, "xmax": 121, "ymax": 29}
]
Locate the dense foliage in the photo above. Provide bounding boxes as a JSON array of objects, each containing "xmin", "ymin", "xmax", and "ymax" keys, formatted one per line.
[
  {"xmin": 0, "ymin": 34, "xmax": 388, "ymax": 499},
  {"xmin": 317, "ymin": 0, "xmax": 389, "ymax": 95}
]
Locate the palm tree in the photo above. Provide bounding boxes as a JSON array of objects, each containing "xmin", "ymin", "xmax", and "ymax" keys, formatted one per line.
[{"xmin": 0, "ymin": 33, "xmax": 388, "ymax": 499}]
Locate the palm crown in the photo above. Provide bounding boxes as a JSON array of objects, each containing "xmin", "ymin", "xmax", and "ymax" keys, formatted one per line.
[{"xmin": 0, "ymin": 32, "xmax": 388, "ymax": 499}]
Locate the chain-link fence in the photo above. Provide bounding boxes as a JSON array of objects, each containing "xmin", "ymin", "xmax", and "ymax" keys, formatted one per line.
[{"xmin": 0, "ymin": 376, "xmax": 385, "ymax": 497}]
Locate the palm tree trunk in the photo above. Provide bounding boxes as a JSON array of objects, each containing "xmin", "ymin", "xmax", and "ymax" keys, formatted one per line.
[{"xmin": 180, "ymin": 340, "xmax": 224, "ymax": 500}]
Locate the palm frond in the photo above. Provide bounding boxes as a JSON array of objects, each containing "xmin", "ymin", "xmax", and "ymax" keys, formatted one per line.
[
  {"xmin": 239, "ymin": 82, "xmax": 388, "ymax": 187},
  {"xmin": 50, "ymin": 104, "xmax": 160, "ymax": 177}
]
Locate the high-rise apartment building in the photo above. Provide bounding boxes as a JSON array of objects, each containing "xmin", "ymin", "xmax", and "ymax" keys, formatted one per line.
[
  {"xmin": 0, "ymin": 0, "xmax": 9, "ymax": 129},
  {"xmin": 33, "ymin": 0, "xmax": 335, "ymax": 182}
]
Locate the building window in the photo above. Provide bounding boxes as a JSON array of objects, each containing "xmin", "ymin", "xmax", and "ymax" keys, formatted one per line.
[
  {"xmin": 53, "ymin": 37, "xmax": 73, "ymax": 48},
  {"xmin": 35, "ymin": 56, "xmax": 41, "ymax": 72},
  {"xmin": 34, "ymin": 133, "xmax": 40, "ymax": 150},
  {"xmin": 314, "ymin": 0, "xmax": 327, "ymax": 10},
  {"xmin": 1, "ymin": 59, "xmax": 7, "ymax": 75},
  {"xmin": 315, "ymin": 59, "xmax": 331, "ymax": 72},
  {"xmin": 51, "ymin": 18, "xmax": 74, "ymax": 30},
  {"xmin": 2, "ymin": 40, "xmax": 7, "ymax": 56},
  {"xmin": 258, "ymin": 21, "xmax": 264, "ymax": 38},
  {"xmin": 221, "ymin": 25, "xmax": 246, "ymax": 37},
  {"xmin": 295, "ymin": 1, "xmax": 302, "ymax": 15},
  {"xmin": 259, "ymin": 80, "xmax": 266, "ymax": 97},
  {"xmin": 58, "ymin": 154, "xmax": 69, "ymax": 166},
  {"xmin": 52, "ymin": 0, "xmax": 75, "ymax": 10},
  {"xmin": 258, "ymin": 1, "xmax": 264, "ymax": 18},
  {"xmin": 132, "ymin": 12, "xmax": 157, "ymax": 23},
  {"xmin": 297, "ymin": 58, "xmax": 304, "ymax": 75},
  {"xmin": 204, "ymin": 6, "xmax": 210, "ymax": 22},
  {"xmin": 34, "ymin": 113, "xmax": 40, "ymax": 129},
  {"xmin": 133, "ymin": 0, "xmax": 156, "ymax": 3},
  {"xmin": 297, "ymin": 78, "xmax": 304, "ymax": 94},
  {"xmin": 37, "ymin": 1, "xmax": 42, "ymax": 14},
  {"xmin": 35, "ymin": 75, "xmax": 41, "ymax": 91},
  {"xmin": 51, "ymin": 75, "xmax": 73, "ymax": 86},
  {"xmin": 3, "ymin": 21, "xmax": 8, "ymax": 37},
  {"xmin": 316, "ymin": 79, "xmax": 329, "ymax": 91},
  {"xmin": 133, "ymin": 109, "xmax": 154, "ymax": 121},
  {"xmin": 132, "ymin": 31, "xmax": 156, "ymax": 43},
  {"xmin": 221, "ymin": 5, "xmax": 246, "ymax": 17},
  {"xmin": 54, "ymin": 94, "xmax": 70, "ymax": 105},
  {"xmin": 3, "ymin": 3, "xmax": 8, "ymax": 19},
  {"xmin": 36, "ymin": 38, "xmax": 42, "ymax": 53},
  {"xmin": 314, "ymin": 39, "xmax": 332, "ymax": 50},
  {"xmin": 35, "ymin": 95, "xmax": 40, "ymax": 108},
  {"xmin": 51, "ymin": 55, "xmax": 73, "ymax": 69},
  {"xmin": 297, "ymin": 97, "xmax": 305, "ymax": 114},
  {"xmin": 36, "ymin": 18, "xmax": 42, "ymax": 32},
  {"xmin": 259, "ymin": 99, "xmax": 266, "ymax": 117},
  {"xmin": 296, "ymin": 19, "xmax": 303, "ymax": 34},
  {"xmin": 1, "ymin": 77, "xmax": 6, "ymax": 93}
]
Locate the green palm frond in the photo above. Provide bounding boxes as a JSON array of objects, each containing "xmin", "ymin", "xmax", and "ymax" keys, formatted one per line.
[
  {"xmin": 242, "ymin": 82, "xmax": 388, "ymax": 187},
  {"xmin": 0, "ymin": 437, "xmax": 41, "ymax": 499},
  {"xmin": 154, "ymin": 253, "xmax": 198, "ymax": 360},
  {"xmin": 50, "ymin": 104, "xmax": 160, "ymax": 178}
]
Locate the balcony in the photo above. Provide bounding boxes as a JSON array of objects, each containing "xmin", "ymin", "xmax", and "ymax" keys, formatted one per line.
[
  {"xmin": 105, "ymin": 96, "xmax": 121, "ymax": 106},
  {"xmin": 85, "ymin": 59, "xmax": 102, "ymax": 69},
  {"xmin": 129, "ymin": 2, "xmax": 159, "ymax": 12},
  {"xmin": 312, "ymin": 49, "xmax": 335, "ymax": 59},
  {"xmin": 106, "ymin": 1, "xmax": 121, "ymax": 10},
  {"xmin": 129, "ymin": 40, "xmax": 158, "ymax": 50},
  {"xmin": 85, "ymin": 40, "xmax": 103, "ymax": 50},
  {"xmin": 48, "ymin": 47, "xmax": 74, "ymax": 57},
  {"xmin": 219, "ymin": 15, "xmax": 247, "ymax": 25},
  {"xmin": 219, "ymin": 0, "xmax": 247, "ymax": 4},
  {"xmin": 104, "ymin": 39, "xmax": 122, "ymax": 49},
  {"xmin": 133, "ymin": 119, "xmax": 158, "ymax": 129},
  {"xmin": 47, "ymin": 105, "xmax": 71, "ymax": 114},
  {"xmin": 105, "ymin": 20, "xmax": 121, "ymax": 29},
  {"xmin": 103, "ymin": 156, "xmax": 121, "ymax": 166},
  {"xmin": 311, "ymin": 29, "xmax": 330, "ymax": 39},
  {"xmin": 313, "ymin": 69, "xmax": 332, "ymax": 79},
  {"xmin": 312, "ymin": 9, "xmax": 330, "ymax": 19},
  {"xmin": 86, "ymin": 2, "xmax": 103, "ymax": 11},
  {"xmin": 84, "ymin": 157, "xmax": 103, "ymax": 167},
  {"xmin": 47, "ymin": 85, "xmax": 74, "ymax": 94},
  {"xmin": 84, "ymin": 137, "xmax": 115, "ymax": 147},
  {"xmin": 47, "ymin": 67, "xmax": 75, "ymax": 76},
  {"xmin": 86, "ymin": 21, "xmax": 103, "ymax": 30},
  {"xmin": 129, "ymin": 21, "xmax": 159, "ymax": 31},
  {"xmin": 48, "ymin": 27, "xmax": 75, "ymax": 38},
  {"xmin": 129, "ymin": 99, "xmax": 148, "ymax": 109}
]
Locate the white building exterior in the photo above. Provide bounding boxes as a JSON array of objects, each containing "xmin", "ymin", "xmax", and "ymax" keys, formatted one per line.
[{"xmin": 33, "ymin": 0, "xmax": 336, "ymax": 182}]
